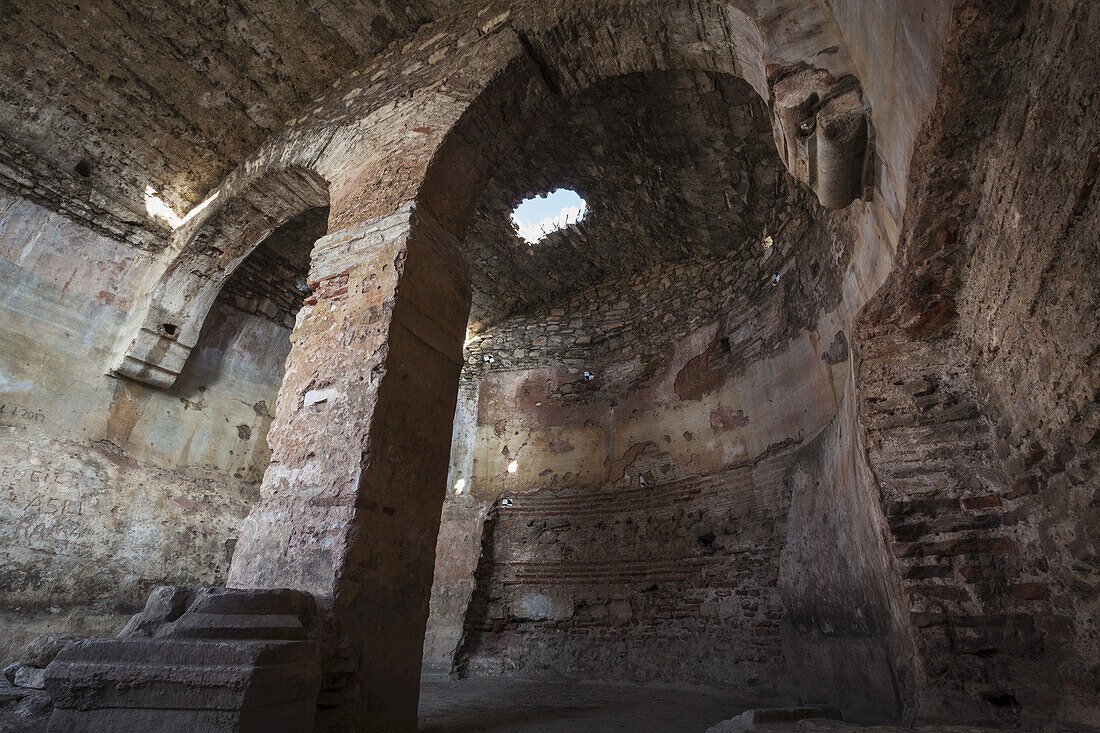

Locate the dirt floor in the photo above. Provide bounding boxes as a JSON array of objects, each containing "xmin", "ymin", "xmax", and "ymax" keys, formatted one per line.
[{"xmin": 417, "ymin": 677, "xmax": 1012, "ymax": 733}]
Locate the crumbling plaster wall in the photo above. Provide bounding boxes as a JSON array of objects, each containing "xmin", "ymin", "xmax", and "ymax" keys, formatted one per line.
[
  {"xmin": 404, "ymin": 5, "xmax": 953, "ymax": 722},
  {"xmin": 0, "ymin": 189, "xmax": 297, "ymax": 665},
  {"xmin": 953, "ymin": 4, "xmax": 1099, "ymax": 724},
  {"xmin": 442, "ymin": 231, "xmax": 853, "ymax": 691},
  {"xmin": 0, "ymin": 0, "xmax": 970, "ymax": 723}
]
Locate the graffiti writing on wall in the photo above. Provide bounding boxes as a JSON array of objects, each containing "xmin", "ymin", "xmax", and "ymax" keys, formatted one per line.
[
  {"xmin": 2, "ymin": 457, "xmax": 89, "ymax": 549},
  {"xmin": 0, "ymin": 402, "xmax": 46, "ymax": 423}
]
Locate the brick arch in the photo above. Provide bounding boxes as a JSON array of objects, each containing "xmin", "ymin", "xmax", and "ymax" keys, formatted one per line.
[
  {"xmin": 207, "ymin": 3, "xmax": 866, "ymax": 730},
  {"xmin": 111, "ymin": 165, "xmax": 329, "ymax": 388}
]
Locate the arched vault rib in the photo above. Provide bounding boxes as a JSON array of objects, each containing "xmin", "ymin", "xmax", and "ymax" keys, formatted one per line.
[{"xmin": 111, "ymin": 165, "xmax": 329, "ymax": 388}]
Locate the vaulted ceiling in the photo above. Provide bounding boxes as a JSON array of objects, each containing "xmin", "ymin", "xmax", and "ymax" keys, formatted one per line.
[
  {"xmin": 0, "ymin": 0, "xmax": 445, "ymax": 231},
  {"xmin": 0, "ymin": 3, "xmax": 806, "ymax": 329}
]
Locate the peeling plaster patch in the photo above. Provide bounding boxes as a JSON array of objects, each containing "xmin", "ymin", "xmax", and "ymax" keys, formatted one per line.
[
  {"xmin": 822, "ymin": 330, "xmax": 849, "ymax": 365},
  {"xmin": 304, "ymin": 388, "xmax": 340, "ymax": 407},
  {"xmin": 710, "ymin": 406, "xmax": 749, "ymax": 433},
  {"xmin": 674, "ymin": 332, "xmax": 728, "ymax": 401}
]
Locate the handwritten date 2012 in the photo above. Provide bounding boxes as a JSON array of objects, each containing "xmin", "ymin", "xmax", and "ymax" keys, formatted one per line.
[{"xmin": 0, "ymin": 403, "xmax": 45, "ymax": 422}]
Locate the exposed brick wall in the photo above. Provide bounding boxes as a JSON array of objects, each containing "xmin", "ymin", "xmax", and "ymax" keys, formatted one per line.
[
  {"xmin": 854, "ymin": 323, "xmax": 1046, "ymax": 725},
  {"xmin": 444, "ymin": 163, "xmax": 858, "ymax": 692},
  {"xmin": 456, "ymin": 447, "xmax": 793, "ymax": 688},
  {"xmin": 848, "ymin": 1, "xmax": 1100, "ymax": 727}
]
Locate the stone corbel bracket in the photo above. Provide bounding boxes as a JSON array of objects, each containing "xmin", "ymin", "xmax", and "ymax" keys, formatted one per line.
[
  {"xmin": 111, "ymin": 304, "xmax": 207, "ymax": 389},
  {"xmin": 770, "ymin": 64, "xmax": 873, "ymax": 210}
]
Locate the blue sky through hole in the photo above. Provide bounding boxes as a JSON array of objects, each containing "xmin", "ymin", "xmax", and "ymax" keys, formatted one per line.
[{"xmin": 511, "ymin": 189, "xmax": 587, "ymax": 244}]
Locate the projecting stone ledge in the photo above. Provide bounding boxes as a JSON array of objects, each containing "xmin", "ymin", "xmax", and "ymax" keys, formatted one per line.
[
  {"xmin": 770, "ymin": 64, "xmax": 872, "ymax": 210},
  {"xmin": 43, "ymin": 587, "xmax": 321, "ymax": 733}
]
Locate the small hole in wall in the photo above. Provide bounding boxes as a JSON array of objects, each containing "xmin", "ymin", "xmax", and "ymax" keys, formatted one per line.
[
  {"xmin": 161, "ymin": 323, "xmax": 179, "ymax": 337},
  {"xmin": 697, "ymin": 532, "xmax": 716, "ymax": 555},
  {"xmin": 983, "ymin": 693, "xmax": 1019, "ymax": 709},
  {"xmin": 74, "ymin": 159, "xmax": 93, "ymax": 178}
]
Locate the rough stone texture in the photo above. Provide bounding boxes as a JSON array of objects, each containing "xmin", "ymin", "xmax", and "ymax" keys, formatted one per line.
[
  {"xmin": 0, "ymin": 188, "xmax": 302, "ymax": 666},
  {"xmin": 44, "ymin": 587, "xmax": 321, "ymax": 732},
  {"xmin": 19, "ymin": 635, "xmax": 80, "ymax": 671},
  {"xmin": 0, "ymin": 679, "xmax": 51, "ymax": 733},
  {"xmin": 462, "ymin": 69, "xmax": 788, "ymax": 329},
  {"xmin": 770, "ymin": 65, "xmax": 871, "ymax": 210},
  {"xmin": 0, "ymin": 147, "xmax": 326, "ymax": 665},
  {"xmin": 227, "ymin": 204, "xmax": 472, "ymax": 732},
  {"xmin": 425, "ymin": 164, "xmax": 907, "ymax": 723},
  {"xmin": 217, "ymin": 208, "xmax": 328, "ymax": 329},
  {"xmin": 111, "ymin": 165, "xmax": 329, "ymax": 388},
  {"xmin": 0, "ymin": 0, "xmax": 446, "ymax": 236},
  {"xmin": 0, "ymin": 1, "xmax": 1095, "ymax": 732},
  {"xmin": 849, "ymin": 1, "xmax": 1099, "ymax": 729},
  {"xmin": 45, "ymin": 639, "xmax": 320, "ymax": 733}
]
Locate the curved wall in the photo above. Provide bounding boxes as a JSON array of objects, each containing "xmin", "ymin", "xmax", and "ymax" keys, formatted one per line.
[{"xmin": 0, "ymin": 191, "xmax": 312, "ymax": 664}]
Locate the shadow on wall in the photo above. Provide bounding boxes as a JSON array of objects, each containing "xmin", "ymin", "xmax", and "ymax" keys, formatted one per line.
[{"xmin": 779, "ymin": 368, "xmax": 915, "ymax": 724}]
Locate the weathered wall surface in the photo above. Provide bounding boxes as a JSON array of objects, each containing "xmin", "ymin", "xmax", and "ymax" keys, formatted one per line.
[
  {"xmin": 423, "ymin": 187, "xmax": 913, "ymax": 713},
  {"xmin": 413, "ymin": 4, "xmax": 956, "ymax": 722},
  {"xmin": 850, "ymin": 1, "xmax": 1099, "ymax": 728},
  {"xmin": 954, "ymin": 4, "xmax": 1100, "ymax": 726},
  {"xmin": 0, "ymin": 190, "xmax": 295, "ymax": 664},
  {"xmin": 780, "ymin": 372, "xmax": 915, "ymax": 723},
  {"xmin": 3, "ymin": 0, "xmax": 1093, "ymax": 729},
  {"xmin": 950, "ymin": 0, "xmax": 1098, "ymax": 725}
]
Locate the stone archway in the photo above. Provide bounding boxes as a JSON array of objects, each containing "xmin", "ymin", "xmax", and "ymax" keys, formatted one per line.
[
  {"xmin": 111, "ymin": 165, "xmax": 330, "ymax": 389},
  {"xmin": 49, "ymin": 3, "xmax": 876, "ymax": 731}
]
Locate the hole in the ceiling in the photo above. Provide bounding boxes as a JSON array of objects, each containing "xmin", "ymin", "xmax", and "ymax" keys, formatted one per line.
[
  {"xmin": 74, "ymin": 159, "xmax": 93, "ymax": 178},
  {"xmin": 511, "ymin": 189, "xmax": 587, "ymax": 245}
]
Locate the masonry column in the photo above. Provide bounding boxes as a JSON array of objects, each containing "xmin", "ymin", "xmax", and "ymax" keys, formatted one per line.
[{"xmin": 227, "ymin": 201, "xmax": 471, "ymax": 731}]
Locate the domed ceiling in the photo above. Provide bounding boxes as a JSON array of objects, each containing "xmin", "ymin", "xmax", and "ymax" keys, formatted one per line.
[{"xmin": 462, "ymin": 69, "xmax": 796, "ymax": 330}]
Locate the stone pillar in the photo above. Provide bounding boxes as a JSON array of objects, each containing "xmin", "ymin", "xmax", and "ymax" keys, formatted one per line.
[{"xmin": 227, "ymin": 202, "xmax": 471, "ymax": 731}]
